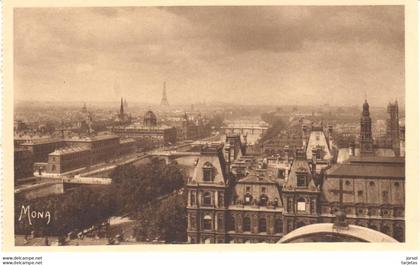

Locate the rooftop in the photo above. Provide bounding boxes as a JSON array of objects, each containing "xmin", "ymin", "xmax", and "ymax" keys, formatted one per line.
[
  {"xmin": 65, "ymin": 134, "xmax": 119, "ymax": 142},
  {"xmin": 348, "ymin": 156, "xmax": 405, "ymax": 165},
  {"xmin": 326, "ymin": 163, "xmax": 404, "ymax": 178},
  {"xmin": 50, "ymin": 147, "xmax": 90, "ymax": 156}
]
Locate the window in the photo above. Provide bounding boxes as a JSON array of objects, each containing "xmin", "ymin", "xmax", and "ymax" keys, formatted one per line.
[
  {"xmin": 261, "ymin": 187, "xmax": 266, "ymax": 193},
  {"xmin": 382, "ymin": 191, "xmax": 389, "ymax": 203},
  {"xmin": 243, "ymin": 217, "xmax": 251, "ymax": 232},
  {"xmin": 394, "ymin": 182, "xmax": 400, "ymax": 188},
  {"xmin": 297, "ymin": 174, "xmax": 307, "ymax": 187},
  {"xmin": 259, "ymin": 194, "xmax": 268, "ymax": 206},
  {"xmin": 369, "ymin": 181, "xmax": 375, "ymax": 187},
  {"xmin": 297, "ymin": 198, "xmax": 306, "ymax": 212},
  {"xmin": 287, "ymin": 198, "xmax": 292, "ymax": 212},
  {"xmin": 275, "ymin": 219, "xmax": 283, "ymax": 233},
  {"xmin": 244, "ymin": 193, "xmax": 253, "ymax": 205},
  {"xmin": 203, "ymin": 162, "xmax": 213, "ymax": 182},
  {"xmin": 218, "ymin": 192, "xmax": 224, "ymax": 207},
  {"xmin": 394, "ymin": 225, "xmax": 404, "ymax": 242},
  {"xmin": 345, "ymin": 180, "xmax": 351, "ymax": 186},
  {"xmin": 246, "ymin": 186, "xmax": 251, "ymax": 192},
  {"xmin": 203, "ymin": 192, "xmax": 212, "ymax": 206},
  {"xmin": 381, "ymin": 225, "xmax": 390, "ymax": 235},
  {"xmin": 273, "ymin": 198, "xmax": 279, "ymax": 207},
  {"xmin": 217, "ymin": 216, "xmax": 223, "ymax": 230},
  {"xmin": 357, "ymin": 190, "xmax": 363, "ymax": 196},
  {"xmin": 316, "ymin": 149, "xmax": 321, "ymax": 159},
  {"xmin": 258, "ymin": 218, "xmax": 267, "ymax": 233},
  {"xmin": 190, "ymin": 192, "xmax": 196, "ymax": 206},
  {"xmin": 227, "ymin": 215, "xmax": 235, "ymax": 231},
  {"xmin": 203, "ymin": 215, "xmax": 212, "ymax": 230},
  {"xmin": 310, "ymin": 199, "xmax": 315, "ymax": 213}
]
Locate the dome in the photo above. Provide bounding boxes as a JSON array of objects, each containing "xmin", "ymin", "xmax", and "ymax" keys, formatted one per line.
[{"xmin": 144, "ymin": 110, "xmax": 157, "ymax": 127}]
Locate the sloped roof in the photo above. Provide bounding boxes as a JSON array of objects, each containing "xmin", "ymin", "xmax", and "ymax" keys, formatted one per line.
[
  {"xmin": 238, "ymin": 174, "xmax": 277, "ymax": 185},
  {"xmin": 283, "ymin": 158, "xmax": 318, "ymax": 191},
  {"xmin": 190, "ymin": 151, "xmax": 227, "ymax": 185},
  {"xmin": 326, "ymin": 163, "xmax": 404, "ymax": 178}
]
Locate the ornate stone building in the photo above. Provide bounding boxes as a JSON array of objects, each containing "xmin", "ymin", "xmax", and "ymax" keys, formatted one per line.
[
  {"xmin": 360, "ymin": 100, "xmax": 374, "ymax": 154},
  {"xmin": 186, "ymin": 100, "xmax": 405, "ymax": 243}
]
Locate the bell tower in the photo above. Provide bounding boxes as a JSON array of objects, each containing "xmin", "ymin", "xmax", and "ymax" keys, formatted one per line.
[{"xmin": 360, "ymin": 100, "xmax": 374, "ymax": 154}]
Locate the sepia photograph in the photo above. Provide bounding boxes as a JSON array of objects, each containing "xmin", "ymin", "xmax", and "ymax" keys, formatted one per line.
[{"xmin": 10, "ymin": 4, "xmax": 409, "ymax": 247}]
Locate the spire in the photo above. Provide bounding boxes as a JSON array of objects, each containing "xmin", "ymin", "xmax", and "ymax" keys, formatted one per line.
[
  {"xmin": 120, "ymin": 97, "xmax": 124, "ymax": 116},
  {"xmin": 82, "ymin": 102, "xmax": 87, "ymax": 113},
  {"xmin": 160, "ymin": 81, "xmax": 169, "ymax": 106}
]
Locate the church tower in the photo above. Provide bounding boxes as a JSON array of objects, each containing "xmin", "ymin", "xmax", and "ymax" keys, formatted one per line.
[
  {"xmin": 387, "ymin": 100, "xmax": 400, "ymax": 156},
  {"xmin": 360, "ymin": 100, "xmax": 374, "ymax": 154},
  {"xmin": 160, "ymin": 81, "xmax": 169, "ymax": 106},
  {"xmin": 119, "ymin": 97, "xmax": 124, "ymax": 118}
]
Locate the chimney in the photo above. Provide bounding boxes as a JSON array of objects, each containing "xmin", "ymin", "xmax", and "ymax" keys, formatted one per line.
[
  {"xmin": 350, "ymin": 142, "xmax": 355, "ymax": 156},
  {"xmin": 311, "ymin": 158, "xmax": 317, "ymax": 174}
]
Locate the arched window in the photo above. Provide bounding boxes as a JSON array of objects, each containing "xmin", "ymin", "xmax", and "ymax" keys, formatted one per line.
[
  {"xmin": 275, "ymin": 219, "xmax": 283, "ymax": 233},
  {"xmin": 258, "ymin": 218, "xmax": 267, "ymax": 233},
  {"xmin": 243, "ymin": 217, "xmax": 251, "ymax": 232},
  {"xmin": 259, "ymin": 194, "xmax": 268, "ymax": 206},
  {"xmin": 203, "ymin": 162, "xmax": 214, "ymax": 182},
  {"xmin": 203, "ymin": 215, "xmax": 212, "ymax": 230},
  {"xmin": 244, "ymin": 193, "xmax": 253, "ymax": 205},
  {"xmin": 203, "ymin": 192, "xmax": 212, "ymax": 206},
  {"xmin": 297, "ymin": 197, "xmax": 306, "ymax": 212}
]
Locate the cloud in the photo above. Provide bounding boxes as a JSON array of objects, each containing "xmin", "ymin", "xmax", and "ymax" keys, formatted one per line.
[{"xmin": 14, "ymin": 6, "xmax": 404, "ymax": 106}]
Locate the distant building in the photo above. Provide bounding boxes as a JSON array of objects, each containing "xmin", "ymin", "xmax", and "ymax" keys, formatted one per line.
[
  {"xmin": 386, "ymin": 101, "xmax": 400, "ymax": 156},
  {"xmin": 18, "ymin": 138, "xmax": 65, "ymax": 163},
  {"xmin": 65, "ymin": 134, "xmax": 121, "ymax": 164},
  {"xmin": 114, "ymin": 97, "xmax": 131, "ymax": 125},
  {"xmin": 360, "ymin": 100, "xmax": 374, "ymax": 154},
  {"xmin": 46, "ymin": 147, "xmax": 91, "ymax": 174},
  {"xmin": 186, "ymin": 101, "xmax": 405, "ymax": 243},
  {"xmin": 14, "ymin": 148, "xmax": 34, "ymax": 181},
  {"xmin": 222, "ymin": 120, "xmax": 269, "ymax": 147},
  {"xmin": 322, "ymin": 156, "xmax": 405, "ymax": 242},
  {"xmin": 160, "ymin": 82, "xmax": 169, "ymax": 106},
  {"xmin": 112, "ymin": 110, "xmax": 177, "ymax": 148}
]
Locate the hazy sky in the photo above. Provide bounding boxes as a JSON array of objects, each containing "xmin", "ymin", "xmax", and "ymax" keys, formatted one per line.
[{"xmin": 14, "ymin": 6, "xmax": 404, "ymax": 106}]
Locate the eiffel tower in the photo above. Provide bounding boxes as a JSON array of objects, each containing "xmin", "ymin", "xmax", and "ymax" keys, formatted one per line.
[{"xmin": 160, "ymin": 81, "xmax": 169, "ymax": 106}]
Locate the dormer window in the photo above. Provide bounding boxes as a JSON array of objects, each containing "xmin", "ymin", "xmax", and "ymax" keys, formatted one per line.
[
  {"xmin": 203, "ymin": 162, "xmax": 214, "ymax": 182},
  {"xmin": 297, "ymin": 173, "xmax": 307, "ymax": 187},
  {"xmin": 244, "ymin": 193, "xmax": 253, "ymax": 205},
  {"xmin": 259, "ymin": 194, "xmax": 268, "ymax": 206}
]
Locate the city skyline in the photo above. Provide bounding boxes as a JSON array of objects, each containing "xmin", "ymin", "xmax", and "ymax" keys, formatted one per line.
[{"xmin": 14, "ymin": 6, "xmax": 404, "ymax": 106}]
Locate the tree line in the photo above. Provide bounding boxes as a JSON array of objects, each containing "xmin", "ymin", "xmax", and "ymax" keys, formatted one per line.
[{"xmin": 15, "ymin": 158, "xmax": 187, "ymax": 243}]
